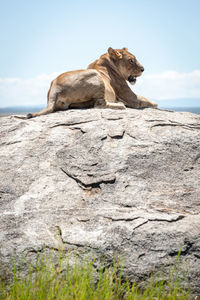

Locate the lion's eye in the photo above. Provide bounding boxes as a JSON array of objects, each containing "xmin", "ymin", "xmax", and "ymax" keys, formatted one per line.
[{"xmin": 130, "ymin": 59, "xmax": 135, "ymax": 64}]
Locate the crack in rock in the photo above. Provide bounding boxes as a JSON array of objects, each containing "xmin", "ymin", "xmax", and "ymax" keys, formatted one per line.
[
  {"xmin": 24, "ymin": 245, "xmax": 60, "ymax": 253},
  {"xmin": 102, "ymin": 216, "xmax": 140, "ymax": 222},
  {"xmin": 55, "ymin": 226, "xmax": 98, "ymax": 250},
  {"xmin": 2, "ymin": 141, "xmax": 22, "ymax": 146},
  {"xmin": 50, "ymin": 119, "xmax": 97, "ymax": 128},
  {"xmin": 109, "ymin": 130, "xmax": 125, "ymax": 139},
  {"xmin": 148, "ymin": 215, "xmax": 185, "ymax": 223},
  {"xmin": 132, "ymin": 215, "xmax": 185, "ymax": 233},
  {"xmin": 60, "ymin": 167, "xmax": 116, "ymax": 190},
  {"xmin": 169, "ymin": 240, "xmax": 194, "ymax": 257},
  {"xmin": 194, "ymin": 153, "xmax": 200, "ymax": 163},
  {"xmin": 132, "ymin": 219, "xmax": 149, "ymax": 230},
  {"xmin": 151, "ymin": 122, "xmax": 200, "ymax": 130},
  {"xmin": 69, "ymin": 127, "xmax": 86, "ymax": 134}
]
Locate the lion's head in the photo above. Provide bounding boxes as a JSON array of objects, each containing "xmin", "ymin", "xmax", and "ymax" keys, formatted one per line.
[{"xmin": 108, "ymin": 47, "xmax": 144, "ymax": 85}]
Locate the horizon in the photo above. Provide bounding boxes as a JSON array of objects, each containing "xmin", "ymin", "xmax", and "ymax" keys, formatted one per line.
[
  {"xmin": 1, "ymin": 100, "xmax": 200, "ymax": 114},
  {"xmin": 0, "ymin": 0, "xmax": 200, "ymax": 108},
  {"xmin": 1, "ymin": 98, "xmax": 200, "ymax": 110}
]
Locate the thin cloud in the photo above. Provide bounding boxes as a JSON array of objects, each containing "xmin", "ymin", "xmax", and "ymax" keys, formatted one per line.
[
  {"xmin": 0, "ymin": 72, "xmax": 60, "ymax": 107},
  {"xmin": 134, "ymin": 70, "xmax": 200, "ymax": 100},
  {"xmin": 0, "ymin": 70, "xmax": 200, "ymax": 107}
]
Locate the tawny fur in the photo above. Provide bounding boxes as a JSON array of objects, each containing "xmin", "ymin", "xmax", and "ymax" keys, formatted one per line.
[{"xmin": 27, "ymin": 47, "xmax": 157, "ymax": 118}]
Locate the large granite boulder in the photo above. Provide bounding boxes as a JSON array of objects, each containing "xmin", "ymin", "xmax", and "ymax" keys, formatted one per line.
[{"xmin": 0, "ymin": 108, "xmax": 200, "ymax": 293}]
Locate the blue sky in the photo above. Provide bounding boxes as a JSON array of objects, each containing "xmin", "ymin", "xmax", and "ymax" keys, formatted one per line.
[{"xmin": 0, "ymin": 0, "xmax": 200, "ymax": 107}]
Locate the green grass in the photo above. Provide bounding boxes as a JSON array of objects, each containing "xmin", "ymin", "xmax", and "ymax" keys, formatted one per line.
[{"xmin": 0, "ymin": 253, "xmax": 192, "ymax": 300}]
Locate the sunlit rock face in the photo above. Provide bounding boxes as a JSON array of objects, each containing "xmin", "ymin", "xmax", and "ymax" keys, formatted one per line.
[{"xmin": 0, "ymin": 108, "xmax": 200, "ymax": 294}]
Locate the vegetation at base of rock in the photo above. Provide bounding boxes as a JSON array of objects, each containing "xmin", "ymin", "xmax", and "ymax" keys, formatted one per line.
[{"xmin": 0, "ymin": 254, "xmax": 192, "ymax": 300}]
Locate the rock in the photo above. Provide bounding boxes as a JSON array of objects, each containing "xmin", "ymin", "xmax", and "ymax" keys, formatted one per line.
[{"xmin": 0, "ymin": 108, "xmax": 200, "ymax": 293}]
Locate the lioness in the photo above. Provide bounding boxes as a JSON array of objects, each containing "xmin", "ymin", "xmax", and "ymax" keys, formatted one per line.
[{"xmin": 27, "ymin": 47, "xmax": 157, "ymax": 118}]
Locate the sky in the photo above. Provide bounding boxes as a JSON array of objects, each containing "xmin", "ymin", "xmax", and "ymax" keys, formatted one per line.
[{"xmin": 0, "ymin": 0, "xmax": 200, "ymax": 108}]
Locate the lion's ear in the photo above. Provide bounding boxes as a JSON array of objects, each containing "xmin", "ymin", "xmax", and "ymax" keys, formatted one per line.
[
  {"xmin": 122, "ymin": 47, "xmax": 128, "ymax": 51},
  {"xmin": 108, "ymin": 47, "xmax": 122, "ymax": 60}
]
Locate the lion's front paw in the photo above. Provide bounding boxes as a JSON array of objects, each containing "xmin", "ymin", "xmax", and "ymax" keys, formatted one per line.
[
  {"xmin": 151, "ymin": 101, "xmax": 158, "ymax": 108},
  {"xmin": 139, "ymin": 97, "xmax": 157, "ymax": 108}
]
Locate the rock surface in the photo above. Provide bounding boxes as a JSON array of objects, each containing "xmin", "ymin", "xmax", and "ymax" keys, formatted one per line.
[{"xmin": 0, "ymin": 108, "xmax": 200, "ymax": 293}]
